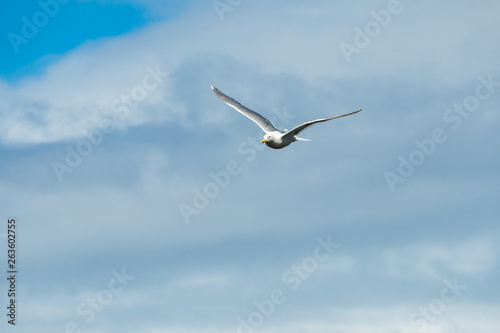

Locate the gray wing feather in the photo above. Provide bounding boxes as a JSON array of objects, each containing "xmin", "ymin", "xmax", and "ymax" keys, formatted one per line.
[
  {"xmin": 211, "ymin": 85, "xmax": 278, "ymax": 133},
  {"xmin": 283, "ymin": 109, "xmax": 362, "ymax": 140}
]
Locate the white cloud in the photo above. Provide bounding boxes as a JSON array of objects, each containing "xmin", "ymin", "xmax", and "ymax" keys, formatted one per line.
[
  {"xmin": 274, "ymin": 302, "xmax": 500, "ymax": 333},
  {"xmin": 381, "ymin": 238, "xmax": 496, "ymax": 280},
  {"xmin": 2, "ymin": 1, "xmax": 499, "ymax": 145},
  {"xmin": 2, "ymin": 2, "xmax": 500, "ymax": 333}
]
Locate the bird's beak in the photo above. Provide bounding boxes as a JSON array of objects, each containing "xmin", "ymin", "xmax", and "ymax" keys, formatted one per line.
[{"xmin": 261, "ymin": 139, "xmax": 267, "ymax": 144}]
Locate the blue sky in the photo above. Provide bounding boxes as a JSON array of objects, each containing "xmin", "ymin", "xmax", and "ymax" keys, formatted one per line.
[
  {"xmin": 0, "ymin": 0, "xmax": 188, "ymax": 79},
  {"xmin": 1, "ymin": 1, "xmax": 500, "ymax": 332}
]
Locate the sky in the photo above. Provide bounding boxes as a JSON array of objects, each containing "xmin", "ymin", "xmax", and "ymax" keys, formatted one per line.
[{"xmin": 1, "ymin": 0, "xmax": 500, "ymax": 332}]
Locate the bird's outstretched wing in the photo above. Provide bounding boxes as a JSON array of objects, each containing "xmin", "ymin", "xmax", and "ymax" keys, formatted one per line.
[
  {"xmin": 283, "ymin": 109, "xmax": 362, "ymax": 140},
  {"xmin": 211, "ymin": 85, "xmax": 278, "ymax": 133}
]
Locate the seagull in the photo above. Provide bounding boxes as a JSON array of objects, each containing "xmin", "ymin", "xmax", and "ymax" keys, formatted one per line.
[{"xmin": 211, "ymin": 85, "xmax": 361, "ymax": 149}]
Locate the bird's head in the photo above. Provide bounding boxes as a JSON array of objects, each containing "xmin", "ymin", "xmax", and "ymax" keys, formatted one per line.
[
  {"xmin": 261, "ymin": 134, "xmax": 273, "ymax": 144},
  {"xmin": 261, "ymin": 132, "xmax": 284, "ymax": 148}
]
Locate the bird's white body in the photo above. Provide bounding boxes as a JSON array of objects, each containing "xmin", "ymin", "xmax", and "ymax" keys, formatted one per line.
[{"xmin": 211, "ymin": 85, "xmax": 361, "ymax": 149}]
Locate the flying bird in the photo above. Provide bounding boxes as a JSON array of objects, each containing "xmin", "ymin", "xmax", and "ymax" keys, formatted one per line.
[{"xmin": 211, "ymin": 85, "xmax": 361, "ymax": 149}]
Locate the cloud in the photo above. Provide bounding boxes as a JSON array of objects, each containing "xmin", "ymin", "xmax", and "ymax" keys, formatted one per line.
[
  {"xmin": 1, "ymin": 1, "xmax": 500, "ymax": 333},
  {"xmin": 381, "ymin": 238, "xmax": 496, "ymax": 280},
  {"xmin": 2, "ymin": 1, "xmax": 499, "ymax": 146}
]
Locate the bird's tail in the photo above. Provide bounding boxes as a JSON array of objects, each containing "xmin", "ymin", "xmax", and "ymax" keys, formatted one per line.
[{"xmin": 295, "ymin": 136, "xmax": 311, "ymax": 142}]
